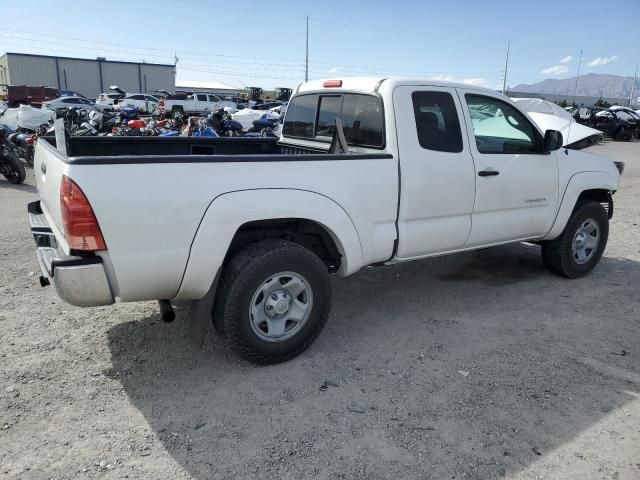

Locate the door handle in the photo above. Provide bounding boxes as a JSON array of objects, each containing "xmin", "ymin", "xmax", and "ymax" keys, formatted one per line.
[{"xmin": 478, "ymin": 170, "xmax": 500, "ymax": 177}]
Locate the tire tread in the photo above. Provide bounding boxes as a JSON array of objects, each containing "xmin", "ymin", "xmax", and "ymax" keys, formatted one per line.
[{"xmin": 213, "ymin": 239, "xmax": 331, "ymax": 364}]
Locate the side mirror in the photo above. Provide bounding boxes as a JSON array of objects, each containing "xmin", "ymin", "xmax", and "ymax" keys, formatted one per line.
[{"xmin": 544, "ymin": 129, "xmax": 563, "ymax": 152}]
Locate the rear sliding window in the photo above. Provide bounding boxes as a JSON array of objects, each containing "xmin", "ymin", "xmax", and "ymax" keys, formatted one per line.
[{"xmin": 283, "ymin": 93, "xmax": 384, "ymax": 148}]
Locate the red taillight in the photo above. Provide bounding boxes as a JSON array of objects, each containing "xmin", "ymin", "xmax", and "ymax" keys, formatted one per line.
[
  {"xmin": 60, "ymin": 175, "xmax": 106, "ymax": 251},
  {"xmin": 323, "ymin": 80, "xmax": 342, "ymax": 88},
  {"xmin": 25, "ymin": 135, "xmax": 35, "ymax": 145}
]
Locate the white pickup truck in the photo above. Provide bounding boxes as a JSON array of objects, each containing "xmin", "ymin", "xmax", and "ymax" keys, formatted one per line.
[
  {"xmin": 159, "ymin": 91, "xmax": 230, "ymax": 116},
  {"xmin": 29, "ymin": 77, "xmax": 623, "ymax": 364}
]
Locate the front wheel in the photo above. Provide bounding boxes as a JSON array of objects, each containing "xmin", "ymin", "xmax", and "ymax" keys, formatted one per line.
[
  {"xmin": 1, "ymin": 151, "xmax": 26, "ymax": 184},
  {"xmin": 213, "ymin": 240, "xmax": 332, "ymax": 364},
  {"xmin": 541, "ymin": 201, "xmax": 609, "ymax": 278}
]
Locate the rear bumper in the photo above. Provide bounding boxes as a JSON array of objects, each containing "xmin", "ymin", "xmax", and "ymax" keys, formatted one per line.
[{"xmin": 28, "ymin": 201, "xmax": 114, "ymax": 307}]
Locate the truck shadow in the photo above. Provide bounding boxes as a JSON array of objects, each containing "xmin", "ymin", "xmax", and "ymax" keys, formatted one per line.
[
  {"xmin": 0, "ymin": 180, "xmax": 37, "ymax": 194},
  {"xmin": 106, "ymin": 244, "xmax": 640, "ymax": 479}
]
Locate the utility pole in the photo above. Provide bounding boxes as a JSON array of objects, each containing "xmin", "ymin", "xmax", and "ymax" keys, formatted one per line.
[
  {"xmin": 305, "ymin": 15, "xmax": 309, "ymax": 82},
  {"xmin": 629, "ymin": 60, "xmax": 638, "ymax": 107},
  {"xmin": 501, "ymin": 39, "xmax": 510, "ymax": 95}
]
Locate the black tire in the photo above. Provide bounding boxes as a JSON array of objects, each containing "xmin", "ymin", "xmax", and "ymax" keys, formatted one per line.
[
  {"xmin": 614, "ymin": 129, "xmax": 631, "ymax": 142},
  {"xmin": 213, "ymin": 239, "xmax": 332, "ymax": 364},
  {"xmin": 25, "ymin": 146, "xmax": 34, "ymax": 167},
  {"xmin": 2, "ymin": 151, "xmax": 26, "ymax": 184},
  {"xmin": 541, "ymin": 201, "xmax": 608, "ymax": 279}
]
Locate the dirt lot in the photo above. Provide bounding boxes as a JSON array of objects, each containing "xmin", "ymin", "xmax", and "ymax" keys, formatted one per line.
[{"xmin": 1, "ymin": 141, "xmax": 639, "ymax": 480}]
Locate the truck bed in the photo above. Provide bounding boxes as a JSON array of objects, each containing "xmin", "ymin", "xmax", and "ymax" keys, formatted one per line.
[
  {"xmin": 34, "ymin": 136, "xmax": 399, "ymax": 302},
  {"xmin": 41, "ymin": 136, "xmax": 391, "ymax": 163}
]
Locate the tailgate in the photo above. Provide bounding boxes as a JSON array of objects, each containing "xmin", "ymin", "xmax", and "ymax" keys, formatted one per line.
[{"xmin": 33, "ymin": 139, "xmax": 70, "ymax": 254}]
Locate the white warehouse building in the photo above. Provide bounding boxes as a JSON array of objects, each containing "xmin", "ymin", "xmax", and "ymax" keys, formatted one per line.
[{"xmin": 0, "ymin": 52, "xmax": 175, "ymax": 98}]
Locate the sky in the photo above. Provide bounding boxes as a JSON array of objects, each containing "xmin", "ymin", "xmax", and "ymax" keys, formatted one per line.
[{"xmin": 1, "ymin": 0, "xmax": 638, "ymax": 92}]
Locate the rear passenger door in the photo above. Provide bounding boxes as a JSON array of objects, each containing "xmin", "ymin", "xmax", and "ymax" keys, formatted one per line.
[
  {"xmin": 196, "ymin": 93, "xmax": 209, "ymax": 111},
  {"xmin": 393, "ymin": 86, "xmax": 476, "ymax": 258}
]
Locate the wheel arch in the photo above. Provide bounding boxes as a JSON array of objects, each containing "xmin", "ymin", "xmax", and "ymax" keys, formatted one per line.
[
  {"xmin": 174, "ymin": 189, "xmax": 363, "ymax": 301},
  {"xmin": 543, "ymin": 172, "xmax": 617, "ymax": 241}
]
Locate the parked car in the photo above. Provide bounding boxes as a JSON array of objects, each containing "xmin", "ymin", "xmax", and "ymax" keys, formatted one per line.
[
  {"xmin": 29, "ymin": 77, "xmax": 622, "ymax": 364},
  {"xmin": 60, "ymin": 90, "xmax": 88, "ymax": 98},
  {"xmin": 208, "ymin": 94, "xmax": 237, "ymax": 111},
  {"xmin": 96, "ymin": 92, "xmax": 122, "ymax": 106},
  {"xmin": 608, "ymin": 106, "xmax": 640, "ymax": 138},
  {"xmin": 114, "ymin": 94, "xmax": 160, "ymax": 114},
  {"xmin": 2, "ymin": 85, "xmax": 59, "ymax": 108},
  {"xmin": 42, "ymin": 96, "xmax": 111, "ymax": 112},
  {"xmin": 158, "ymin": 91, "xmax": 220, "ymax": 116},
  {"xmin": 573, "ymin": 107, "xmax": 634, "ymax": 141},
  {"xmin": 255, "ymin": 101, "xmax": 283, "ymax": 111}
]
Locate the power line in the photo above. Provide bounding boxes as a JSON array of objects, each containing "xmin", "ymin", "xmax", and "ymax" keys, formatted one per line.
[
  {"xmin": 179, "ymin": 66, "xmax": 303, "ymax": 81},
  {"xmin": 0, "ymin": 28, "xmax": 305, "ymax": 64}
]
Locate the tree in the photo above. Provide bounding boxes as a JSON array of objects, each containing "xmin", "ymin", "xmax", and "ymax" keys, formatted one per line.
[
  {"xmin": 594, "ymin": 98, "xmax": 612, "ymax": 108},
  {"xmin": 559, "ymin": 99, "xmax": 568, "ymax": 108}
]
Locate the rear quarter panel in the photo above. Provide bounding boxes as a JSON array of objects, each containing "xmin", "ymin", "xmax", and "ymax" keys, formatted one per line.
[{"xmin": 69, "ymin": 157, "xmax": 398, "ymax": 302}]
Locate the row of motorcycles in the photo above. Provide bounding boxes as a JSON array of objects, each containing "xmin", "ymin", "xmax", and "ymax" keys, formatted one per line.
[
  {"xmin": 65, "ymin": 106, "xmax": 281, "ymax": 138},
  {"xmin": 0, "ymin": 124, "xmax": 40, "ymax": 184},
  {"xmin": 0, "ymin": 105, "xmax": 282, "ymax": 184}
]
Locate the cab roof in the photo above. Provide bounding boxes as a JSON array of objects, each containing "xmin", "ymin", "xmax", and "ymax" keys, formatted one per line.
[{"xmin": 297, "ymin": 77, "xmax": 498, "ymax": 95}]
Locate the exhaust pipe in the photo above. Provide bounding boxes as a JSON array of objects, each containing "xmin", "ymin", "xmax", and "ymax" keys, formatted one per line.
[{"xmin": 158, "ymin": 299, "xmax": 175, "ymax": 323}]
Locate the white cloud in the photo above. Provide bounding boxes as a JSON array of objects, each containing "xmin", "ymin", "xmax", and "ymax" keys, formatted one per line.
[
  {"xmin": 429, "ymin": 74, "xmax": 455, "ymax": 82},
  {"xmin": 463, "ymin": 78, "xmax": 490, "ymax": 87},
  {"xmin": 327, "ymin": 67, "xmax": 339, "ymax": 74},
  {"xmin": 559, "ymin": 55, "xmax": 573, "ymax": 64},
  {"xmin": 587, "ymin": 55, "xmax": 617, "ymax": 67},
  {"xmin": 425, "ymin": 75, "xmax": 491, "ymax": 88},
  {"xmin": 540, "ymin": 65, "xmax": 569, "ymax": 75}
]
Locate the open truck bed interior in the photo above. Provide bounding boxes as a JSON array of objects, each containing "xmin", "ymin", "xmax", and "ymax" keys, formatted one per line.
[{"xmin": 40, "ymin": 136, "xmax": 392, "ymax": 163}]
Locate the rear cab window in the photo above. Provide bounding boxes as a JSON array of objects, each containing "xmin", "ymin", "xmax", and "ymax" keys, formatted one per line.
[
  {"xmin": 411, "ymin": 91, "xmax": 463, "ymax": 153},
  {"xmin": 283, "ymin": 92, "xmax": 384, "ymax": 149}
]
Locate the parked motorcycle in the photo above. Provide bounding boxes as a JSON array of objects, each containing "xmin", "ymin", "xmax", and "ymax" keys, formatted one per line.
[
  {"xmin": 8, "ymin": 131, "xmax": 35, "ymax": 165},
  {"xmin": 206, "ymin": 109, "xmax": 243, "ymax": 136},
  {"xmin": 0, "ymin": 124, "xmax": 26, "ymax": 184},
  {"xmin": 248, "ymin": 113, "xmax": 281, "ymax": 136}
]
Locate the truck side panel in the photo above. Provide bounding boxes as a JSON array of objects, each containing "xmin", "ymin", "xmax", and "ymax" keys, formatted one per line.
[
  {"xmin": 174, "ymin": 189, "xmax": 364, "ymax": 300},
  {"xmin": 543, "ymin": 171, "xmax": 618, "ymax": 240},
  {"xmin": 65, "ymin": 157, "xmax": 398, "ymax": 302}
]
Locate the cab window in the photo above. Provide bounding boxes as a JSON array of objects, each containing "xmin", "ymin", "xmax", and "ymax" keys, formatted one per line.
[
  {"xmin": 411, "ymin": 91, "xmax": 463, "ymax": 153},
  {"xmin": 465, "ymin": 94, "xmax": 541, "ymax": 154},
  {"xmin": 283, "ymin": 93, "xmax": 384, "ymax": 148},
  {"xmin": 282, "ymin": 94, "xmax": 317, "ymax": 138}
]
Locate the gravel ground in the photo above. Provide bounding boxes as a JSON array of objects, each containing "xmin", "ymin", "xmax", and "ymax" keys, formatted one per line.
[{"xmin": 1, "ymin": 141, "xmax": 639, "ymax": 480}]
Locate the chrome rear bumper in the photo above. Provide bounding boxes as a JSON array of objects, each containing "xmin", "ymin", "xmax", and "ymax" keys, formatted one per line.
[{"xmin": 28, "ymin": 201, "xmax": 114, "ymax": 307}]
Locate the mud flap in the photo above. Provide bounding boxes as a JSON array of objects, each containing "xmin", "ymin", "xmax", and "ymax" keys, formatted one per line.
[{"xmin": 186, "ymin": 269, "xmax": 220, "ymax": 348}]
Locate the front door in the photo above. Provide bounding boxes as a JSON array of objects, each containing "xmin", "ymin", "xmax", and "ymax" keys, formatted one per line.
[
  {"xmin": 393, "ymin": 86, "xmax": 477, "ymax": 259},
  {"xmin": 460, "ymin": 91, "xmax": 559, "ymax": 246}
]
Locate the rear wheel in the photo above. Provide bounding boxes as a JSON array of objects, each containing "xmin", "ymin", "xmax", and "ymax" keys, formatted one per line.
[
  {"xmin": 614, "ymin": 128, "xmax": 632, "ymax": 141},
  {"xmin": 1, "ymin": 151, "xmax": 26, "ymax": 184},
  {"xmin": 541, "ymin": 201, "xmax": 608, "ymax": 278},
  {"xmin": 213, "ymin": 240, "xmax": 332, "ymax": 364}
]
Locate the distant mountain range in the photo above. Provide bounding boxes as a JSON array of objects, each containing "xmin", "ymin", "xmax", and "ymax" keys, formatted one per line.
[{"xmin": 512, "ymin": 73, "xmax": 638, "ymax": 99}]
